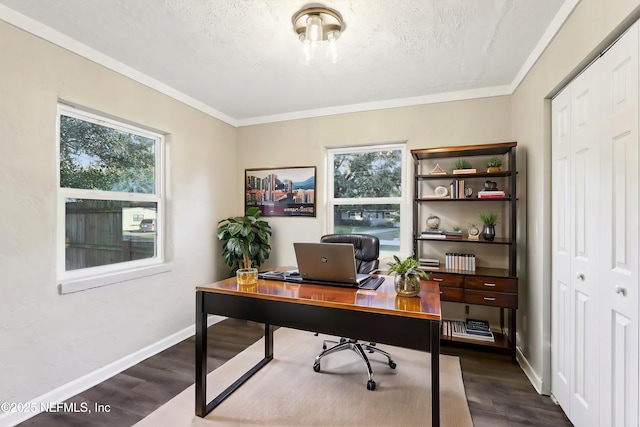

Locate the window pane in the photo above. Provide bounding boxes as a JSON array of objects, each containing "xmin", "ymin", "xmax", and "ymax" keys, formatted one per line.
[
  {"xmin": 60, "ymin": 115, "xmax": 156, "ymax": 194},
  {"xmin": 333, "ymin": 150, "xmax": 402, "ymax": 198},
  {"xmin": 333, "ymin": 204, "xmax": 400, "ymax": 256},
  {"xmin": 65, "ymin": 199, "xmax": 157, "ymax": 271}
]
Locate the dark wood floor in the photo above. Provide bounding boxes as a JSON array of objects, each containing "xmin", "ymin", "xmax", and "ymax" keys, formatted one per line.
[{"xmin": 20, "ymin": 318, "xmax": 572, "ymax": 427}]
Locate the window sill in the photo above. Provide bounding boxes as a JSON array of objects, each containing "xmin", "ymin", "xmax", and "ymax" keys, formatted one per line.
[{"xmin": 58, "ymin": 263, "xmax": 172, "ymax": 295}]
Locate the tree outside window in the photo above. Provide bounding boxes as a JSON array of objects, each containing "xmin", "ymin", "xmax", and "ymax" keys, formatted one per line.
[{"xmin": 328, "ymin": 145, "xmax": 406, "ymax": 259}]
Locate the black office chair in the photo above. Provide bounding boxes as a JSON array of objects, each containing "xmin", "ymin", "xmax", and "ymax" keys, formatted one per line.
[{"xmin": 312, "ymin": 233, "xmax": 396, "ymax": 390}]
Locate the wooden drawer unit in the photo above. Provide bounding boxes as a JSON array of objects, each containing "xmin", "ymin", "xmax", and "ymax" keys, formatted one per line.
[
  {"xmin": 430, "ymin": 273, "xmax": 464, "ymax": 288},
  {"xmin": 465, "ymin": 276, "xmax": 517, "ymax": 293},
  {"xmin": 465, "ymin": 290, "xmax": 518, "ymax": 308},
  {"xmin": 438, "ymin": 286, "xmax": 464, "ymax": 302}
]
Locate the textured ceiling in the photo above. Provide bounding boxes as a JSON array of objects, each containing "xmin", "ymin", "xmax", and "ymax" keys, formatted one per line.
[{"xmin": 0, "ymin": 0, "xmax": 572, "ymax": 125}]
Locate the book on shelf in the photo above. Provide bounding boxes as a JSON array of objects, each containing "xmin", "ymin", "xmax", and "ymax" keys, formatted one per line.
[
  {"xmin": 421, "ymin": 194, "xmax": 451, "ymax": 199},
  {"xmin": 465, "ymin": 318, "xmax": 491, "ymax": 331},
  {"xmin": 445, "ymin": 230, "xmax": 463, "ymax": 239},
  {"xmin": 477, "ymin": 190, "xmax": 506, "ymax": 198},
  {"xmin": 421, "ymin": 233, "xmax": 446, "ymax": 239},
  {"xmin": 419, "ymin": 258, "xmax": 440, "ymax": 267},
  {"xmin": 422, "ymin": 229, "xmax": 446, "ymax": 234},
  {"xmin": 441, "ymin": 319, "xmax": 495, "ymax": 342}
]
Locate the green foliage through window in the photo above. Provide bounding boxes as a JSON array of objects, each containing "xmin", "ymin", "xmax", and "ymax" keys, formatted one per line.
[
  {"xmin": 333, "ymin": 150, "xmax": 401, "ymax": 198},
  {"xmin": 59, "ymin": 115, "xmax": 155, "ymax": 194}
]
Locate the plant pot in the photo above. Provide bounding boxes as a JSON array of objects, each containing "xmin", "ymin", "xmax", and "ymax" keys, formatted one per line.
[
  {"xmin": 394, "ymin": 273, "xmax": 422, "ymax": 297},
  {"xmin": 487, "ymin": 167, "xmax": 501, "ymax": 173},
  {"xmin": 236, "ymin": 267, "xmax": 258, "ymax": 285},
  {"xmin": 482, "ymin": 224, "xmax": 496, "ymax": 241}
]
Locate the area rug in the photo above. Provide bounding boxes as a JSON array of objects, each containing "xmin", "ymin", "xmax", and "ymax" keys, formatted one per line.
[{"xmin": 135, "ymin": 328, "xmax": 473, "ymax": 426}]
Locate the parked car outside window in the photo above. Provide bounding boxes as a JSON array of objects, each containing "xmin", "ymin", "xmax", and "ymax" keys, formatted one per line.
[{"xmin": 139, "ymin": 218, "xmax": 156, "ymax": 232}]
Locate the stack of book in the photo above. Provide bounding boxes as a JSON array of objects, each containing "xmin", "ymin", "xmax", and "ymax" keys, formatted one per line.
[
  {"xmin": 477, "ymin": 190, "xmax": 506, "ymax": 199},
  {"xmin": 441, "ymin": 318, "xmax": 495, "ymax": 342},
  {"xmin": 419, "ymin": 258, "xmax": 440, "ymax": 268},
  {"xmin": 445, "ymin": 230, "xmax": 463, "ymax": 239},
  {"xmin": 421, "ymin": 229, "xmax": 446, "ymax": 239}
]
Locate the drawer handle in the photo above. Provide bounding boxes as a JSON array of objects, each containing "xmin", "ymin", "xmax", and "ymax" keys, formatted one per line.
[
  {"xmin": 483, "ymin": 297, "xmax": 496, "ymax": 301},
  {"xmin": 433, "ymin": 278, "xmax": 443, "ymax": 282},
  {"xmin": 483, "ymin": 283, "xmax": 496, "ymax": 287}
]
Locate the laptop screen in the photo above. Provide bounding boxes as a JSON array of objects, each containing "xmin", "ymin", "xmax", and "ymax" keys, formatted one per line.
[{"xmin": 293, "ymin": 242, "xmax": 371, "ymax": 285}]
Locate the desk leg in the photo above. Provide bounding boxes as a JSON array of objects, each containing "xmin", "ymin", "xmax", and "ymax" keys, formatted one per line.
[
  {"xmin": 431, "ymin": 320, "xmax": 440, "ymax": 427},
  {"xmin": 265, "ymin": 323, "xmax": 274, "ymax": 359},
  {"xmin": 195, "ymin": 294, "xmax": 275, "ymax": 418},
  {"xmin": 195, "ymin": 291, "xmax": 207, "ymax": 417}
]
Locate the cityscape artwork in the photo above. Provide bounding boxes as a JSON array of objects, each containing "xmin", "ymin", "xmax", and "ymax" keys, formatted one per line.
[{"xmin": 245, "ymin": 166, "xmax": 316, "ymax": 217}]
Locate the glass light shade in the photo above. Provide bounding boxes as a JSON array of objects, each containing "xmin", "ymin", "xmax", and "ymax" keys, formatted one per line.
[{"xmin": 305, "ymin": 15, "xmax": 323, "ymax": 42}]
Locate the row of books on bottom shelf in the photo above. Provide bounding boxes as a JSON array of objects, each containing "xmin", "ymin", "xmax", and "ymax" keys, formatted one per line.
[{"xmin": 441, "ymin": 318, "xmax": 495, "ymax": 343}]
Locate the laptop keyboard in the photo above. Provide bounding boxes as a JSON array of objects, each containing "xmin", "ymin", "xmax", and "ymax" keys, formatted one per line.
[{"xmin": 258, "ymin": 271, "xmax": 385, "ymax": 290}]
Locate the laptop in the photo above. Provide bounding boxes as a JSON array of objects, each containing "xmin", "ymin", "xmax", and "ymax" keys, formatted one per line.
[{"xmin": 292, "ymin": 242, "xmax": 372, "ymax": 287}]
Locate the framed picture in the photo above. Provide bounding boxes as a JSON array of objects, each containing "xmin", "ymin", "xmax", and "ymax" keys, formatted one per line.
[{"xmin": 245, "ymin": 166, "xmax": 316, "ymax": 217}]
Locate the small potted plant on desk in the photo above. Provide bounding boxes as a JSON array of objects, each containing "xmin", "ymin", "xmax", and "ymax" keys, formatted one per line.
[
  {"xmin": 387, "ymin": 256, "xmax": 429, "ymax": 297},
  {"xmin": 217, "ymin": 207, "xmax": 272, "ymax": 286},
  {"xmin": 479, "ymin": 211, "xmax": 499, "ymax": 241}
]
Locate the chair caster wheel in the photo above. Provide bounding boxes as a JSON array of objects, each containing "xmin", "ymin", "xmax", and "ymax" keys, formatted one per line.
[
  {"xmin": 367, "ymin": 380, "xmax": 376, "ymax": 390},
  {"xmin": 389, "ymin": 360, "xmax": 397, "ymax": 369},
  {"xmin": 313, "ymin": 363, "xmax": 321, "ymax": 372}
]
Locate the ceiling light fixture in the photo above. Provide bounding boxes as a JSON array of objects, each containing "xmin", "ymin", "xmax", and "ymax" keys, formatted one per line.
[{"xmin": 292, "ymin": 5, "xmax": 345, "ymax": 64}]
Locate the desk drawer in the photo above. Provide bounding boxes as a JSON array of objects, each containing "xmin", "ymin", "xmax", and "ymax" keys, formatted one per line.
[
  {"xmin": 465, "ymin": 276, "xmax": 517, "ymax": 293},
  {"xmin": 438, "ymin": 287, "xmax": 464, "ymax": 302},
  {"xmin": 465, "ymin": 290, "xmax": 518, "ymax": 308},
  {"xmin": 430, "ymin": 274, "xmax": 464, "ymax": 288}
]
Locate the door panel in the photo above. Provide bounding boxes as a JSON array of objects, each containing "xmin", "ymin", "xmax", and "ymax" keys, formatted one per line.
[
  {"xmin": 599, "ymin": 22, "xmax": 639, "ymax": 427},
  {"xmin": 551, "ymin": 88, "xmax": 572, "ymax": 410},
  {"xmin": 568, "ymin": 58, "xmax": 601, "ymax": 427}
]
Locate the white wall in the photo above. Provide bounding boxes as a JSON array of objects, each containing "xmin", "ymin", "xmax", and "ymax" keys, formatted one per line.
[
  {"xmin": 512, "ymin": 0, "xmax": 640, "ymax": 393},
  {"xmin": 0, "ymin": 20, "xmax": 237, "ymax": 409}
]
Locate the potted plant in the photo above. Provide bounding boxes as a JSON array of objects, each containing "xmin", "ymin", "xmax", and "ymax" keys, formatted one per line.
[
  {"xmin": 453, "ymin": 158, "xmax": 475, "ymax": 174},
  {"xmin": 479, "ymin": 211, "xmax": 499, "ymax": 241},
  {"xmin": 485, "ymin": 156, "xmax": 503, "ymax": 173},
  {"xmin": 217, "ymin": 207, "xmax": 272, "ymax": 285},
  {"xmin": 387, "ymin": 255, "xmax": 429, "ymax": 297}
]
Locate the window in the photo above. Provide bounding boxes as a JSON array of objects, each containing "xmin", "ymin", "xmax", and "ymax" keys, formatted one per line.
[
  {"xmin": 57, "ymin": 104, "xmax": 166, "ymax": 292},
  {"xmin": 327, "ymin": 143, "xmax": 409, "ymax": 260}
]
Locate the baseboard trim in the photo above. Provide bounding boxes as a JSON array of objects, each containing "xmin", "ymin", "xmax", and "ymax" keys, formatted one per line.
[
  {"xmin": 516, "ymin": 346, "xmax": 544, "ymax": 394},
  {"xmin": 0, "ymin": 315, "xmax": 226, "ymax": 427}
]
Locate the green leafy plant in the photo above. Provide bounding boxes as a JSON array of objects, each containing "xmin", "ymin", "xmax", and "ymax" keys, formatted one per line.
[
  {"xmin": 217, "ymin": 207, "xmax": 272, "ymax": 274},
  {"xmin": 452, "ymin": 226, "xmax": 461, "ymax": 232},
  {"xmin": 479, "ymin": 211, "xmax": 499, "ymax": 226},
  {"xmin": 454, "ymin": 158, "xmax": 473, "ymax": 170},
  {"xmin": 387, "ymin": 256, "xmax": 429, "ymax": 279},
  {"xmin": 485, "ymin": 157, "xmax": 503, "ymax": 168}
]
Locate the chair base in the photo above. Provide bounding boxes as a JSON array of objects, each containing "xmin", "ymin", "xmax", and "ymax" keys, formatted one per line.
[{"xmin": 312, "ymin": 338, "xmax": 397, "ymax": 390}]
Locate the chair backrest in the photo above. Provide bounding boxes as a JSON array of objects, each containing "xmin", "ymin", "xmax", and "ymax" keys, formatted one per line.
[{"xmin": 320, "ymin": 234, "xmax": 380, "ymax": 274}]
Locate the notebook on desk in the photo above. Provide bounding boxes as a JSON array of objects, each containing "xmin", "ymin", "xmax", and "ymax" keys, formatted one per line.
[{"xmin": 292, "ymin": 242, "xmax": 375, "ymax": 288}]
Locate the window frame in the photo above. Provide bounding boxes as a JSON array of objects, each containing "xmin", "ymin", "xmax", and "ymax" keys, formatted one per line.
[
  {"xmin": 56, "ymin": 104, "xmax": 168, "ymax": 294},
  {"xmin": 325, "ymin": 142, "xmax": 412, "ymax": 261}
]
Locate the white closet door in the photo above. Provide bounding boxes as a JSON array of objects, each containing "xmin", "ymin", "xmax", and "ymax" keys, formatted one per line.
[
  {"xmin": 552, "ymin": 56, "xmax": 602, "ymax": 427},
  {"xmin": 599, "ymin": 22, "xmax": 639, "ymax": 427},
  {"xmin": 569, "ymin": 57, "xmax": 602, "ymax": 427},
  {"xmin": 551, "ymin": 86, "xmax": 572, "ymax": 411}
]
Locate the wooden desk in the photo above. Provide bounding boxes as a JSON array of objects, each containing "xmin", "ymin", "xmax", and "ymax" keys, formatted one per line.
[{"xmin": 195, "ymin": 274, "xmax": 442, "ymax": 426}]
